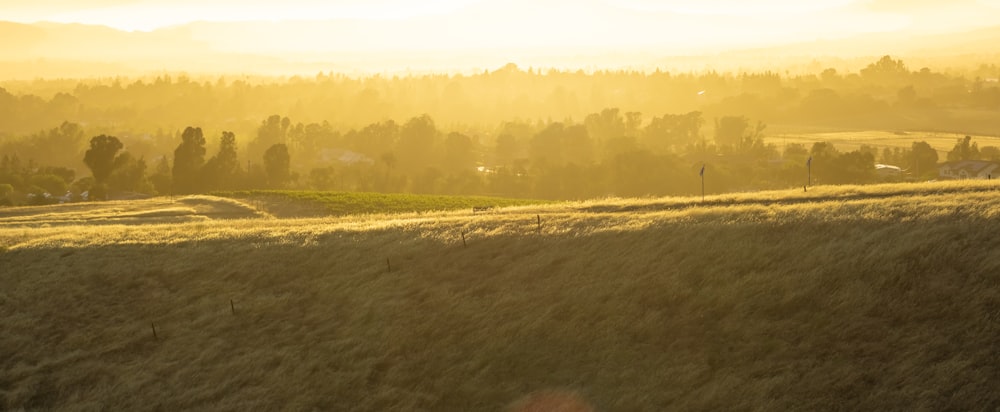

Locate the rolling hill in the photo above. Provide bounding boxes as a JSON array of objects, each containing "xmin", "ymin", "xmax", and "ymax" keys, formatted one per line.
[{"xmin": 2, "ymin": 182, "xmax": 1000, "ymax": 410}]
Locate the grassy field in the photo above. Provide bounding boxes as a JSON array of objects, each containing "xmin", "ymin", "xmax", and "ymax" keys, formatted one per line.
[
  {"xmin": 2, "ymin": 182, "xmax": 1000, "ymax": 410},
  {"xmin": 767, "ymin": 129, "xmax": 1000, "ymax": 157},
  {"xmin": 212, "ymin": 190, "xmax": 553, "ymax": 218},
  {"xmin": 0, "ymin": 196, "xmax": 265, "ymax": 228}
]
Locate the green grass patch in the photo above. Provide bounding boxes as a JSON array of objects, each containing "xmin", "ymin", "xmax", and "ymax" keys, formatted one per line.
[{"xmin": 213, "ymin": 190, "xmax": 553, "ymax": 216}]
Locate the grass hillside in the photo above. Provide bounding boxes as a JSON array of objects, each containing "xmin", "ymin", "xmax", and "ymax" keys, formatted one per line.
[{"xmin": 2, "ymin": 181, "xmax": 1000, "ymax": 410}]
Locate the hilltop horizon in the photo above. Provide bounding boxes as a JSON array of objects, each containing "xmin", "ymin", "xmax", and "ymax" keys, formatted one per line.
[{"xmin": 4, "ymin": 0, "xmax": 1000, "ymax": 77}]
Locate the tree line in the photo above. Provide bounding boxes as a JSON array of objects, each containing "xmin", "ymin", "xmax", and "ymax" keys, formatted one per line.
[
  {"xmin": 2, "ymin": 56, "xmax": 1000, "ymax": 145},
  {"xmin": 3, "ymin": 107, "xmax": 997, "ymax": 206},
  {"xmin": 5, "ymin": 55, "xmax": 1000, "ymax": 204}
]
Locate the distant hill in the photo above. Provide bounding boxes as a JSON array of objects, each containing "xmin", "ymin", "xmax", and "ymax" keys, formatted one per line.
[
  {"xmin": 726, "ymin": 25, "xmax": 1000, "ymax": 61},
  {"xmin": 3, "ymin": 19, "xmax": 1000, "ymax": 78}
]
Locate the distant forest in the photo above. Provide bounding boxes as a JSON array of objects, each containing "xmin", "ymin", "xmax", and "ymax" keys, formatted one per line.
[{"xmin": 3, "ymin": 56, "xmax": 1000, "ymax": 204}]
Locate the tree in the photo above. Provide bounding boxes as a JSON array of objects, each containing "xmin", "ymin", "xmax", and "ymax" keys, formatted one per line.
[
  {"xmin": 83, "ymin": 135, "xmax": 124, "ymax": 199},
  {"xmin": 39, "ymin": 166, "xmax": 75, "ymax": 186},
  {"xmin": 836, "ymin": 150, "xmax": 876, "ymax": 184},
  {"xmin": 809, "ymin": 142, "xmax": 875, "ymax": 184},
  {"xmin": 84, "ymin": 135, "xmax": 123, "ymax": 184},
  {"xmin": 584, "ymin": 108, "xmax": 625, "ymax": 143},
  {"xmin": 980, "ymin": 146, "xmax": 1000, "ymax": 161},
  {"xmin": 530, "ymin": 123, "xmax": 567, "ymax": 167},
  {"xmin": 149, "ymin": 156, "xmax": 172, "ymax": 195},
  {"xmin": 495, "ymin": 133, "xmax": 518, "ymax": 166},
  {"xmin": 108, "ymin": 152, "xmax": 152, "ymax": 194},
  {"xmin": 204, "ymin": 131, "xmax": 240, "ymax": 191},
  {"xmin": 29, "ymin": 174, "xmax": 67, "ymax": 195},
  {"xmin": 643, "ymin": 111, "xmax": 703, "ymax": 153},
  {"xmin": 250, "ymin": 115, "xmax": 290, "ymax": 160},
  {"xmin": 31, "ymin": 122, "xmax": 86, "ymax": 169},
  {"xmin": 443, "ymin": 132, "xmax": 475, "ymax": 173},
  {"xmin": 173, "ymin": 126, "xmax": 207, "ymax": 194},
  {"xmin": 860, "ymin": 55, "xmax": 909, "ymax": 83},
  {"xmin": 910, "ymin": 141, "xmax": 939, "ymax": 179},
  {"xmin": 713, "ymin": 116, "xmax": 749, "ymax": 147},
  {"xmin": 808, "ymin": 142, "xmax": 839, "ymax": 184},
  {"xmin": 947, "ymin": 135, "xmax": 980, "ymax": 161},
  {"xmin": 397, "ymin": 114, "xmax": 437, "ymax": 172},
  {"xmin": 309, "ymin": 166, "xmax": 337, "ymax": 190},
  {"xmin": 624, "ymin": 111, "xmax": 643, "ymax": 137},
  {"xmin": 0, "ymin": 183, "xmax": 13, "ymax": 201},
  {"xmin": 263, "ymin": 143, "xmax": 291, "ymax": 188}
]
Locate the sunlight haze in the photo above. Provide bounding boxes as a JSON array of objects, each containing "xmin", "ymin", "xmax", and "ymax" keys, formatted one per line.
[
  {"xmin": 4, "ymin": 0, "xmax": 1000, "ymax": 75},
  {"xmin": 6, "ymin": 0, "xmax": 1000, "ymax": 49}
]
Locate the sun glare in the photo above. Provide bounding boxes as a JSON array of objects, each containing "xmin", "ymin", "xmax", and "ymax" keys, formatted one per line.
[
  {"xmin": 0, "ymin": 0, "xmax": 994, "ymax": 59},
  {"xmin": 37, "ymin": 0, "xmax": 477, "ymax": 31}
]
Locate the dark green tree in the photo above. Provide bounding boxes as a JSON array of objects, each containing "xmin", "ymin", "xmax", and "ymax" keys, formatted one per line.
[
  {"xmin": 108, "ymin": 152, "xmax": 152, "ymax": 193},
  {"xmin": 947, "ymin": 135, "xmax": 980, "ymax": 161},
  {"xmin": 204, "ymin": 131, "xmax": 240, "ymax": 191},
  {"xmin": 84, "ymin": 135, "xmax": 123, "ymax": 183},
  {"xmin": 83, "ymin": 135, "xmax": 123, "ymax": 199},
  {"xmin": 910, "ymin": 141, "xmax": 939, "ymax": 179},
  {"xmin": 173, "ymin": 126, "xmax": 207, "ymax": 194},
  {"xmin": 29, "ymin": 174, "xmax": 68, "ymax": 195},
  {"xmin": 149, "ymin": 156, "xmax": 172, "ymax": 195},
  {"xmin": 263, "ymin": 143, "xmax": 291, "ymax": 188}
]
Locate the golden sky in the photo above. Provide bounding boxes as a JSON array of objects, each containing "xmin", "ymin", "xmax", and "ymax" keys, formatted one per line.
[{"xmin": 4, "ymin": 0, "xmax": 1000, "ymax": 52}]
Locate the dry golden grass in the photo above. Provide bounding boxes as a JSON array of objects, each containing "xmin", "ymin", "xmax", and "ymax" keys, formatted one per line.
[{"xmin": 2, "ymin": 182, "xmax": 1000, "ymax": 410}]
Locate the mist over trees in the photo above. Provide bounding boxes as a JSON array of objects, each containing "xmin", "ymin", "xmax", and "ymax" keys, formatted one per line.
[{"xmin": 3, "ymin": 56, "xmax": 1000, "ymax": 205}]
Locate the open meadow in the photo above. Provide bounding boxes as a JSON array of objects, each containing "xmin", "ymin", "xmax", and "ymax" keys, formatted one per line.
[
  {"xmin": 2, "ymin": 182, "xmax": 1000, "ymax": 410},
  {"xmin": 767, "ymin": 129, "xmax": 1000, "ymax": 158}
]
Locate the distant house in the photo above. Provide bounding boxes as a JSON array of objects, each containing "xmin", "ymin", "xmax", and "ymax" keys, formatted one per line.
[
  {"xmin": 938, "ymin": 160, "xmax": 1000, "ymax": 180},
  {"xmin": 875, "ymin": 164, "xmax": 903, "ymax": 180}
]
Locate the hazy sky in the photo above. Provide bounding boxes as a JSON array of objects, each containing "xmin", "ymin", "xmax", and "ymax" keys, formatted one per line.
[{"xmin": 4, "ymin": 0, "xmax": 1000, "ymax": 51}]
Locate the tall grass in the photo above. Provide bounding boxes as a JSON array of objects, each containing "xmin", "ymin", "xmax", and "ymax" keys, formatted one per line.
[{"xmin": 2, "ymin": 181, "xmax": 1000, "ymax": 410}]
